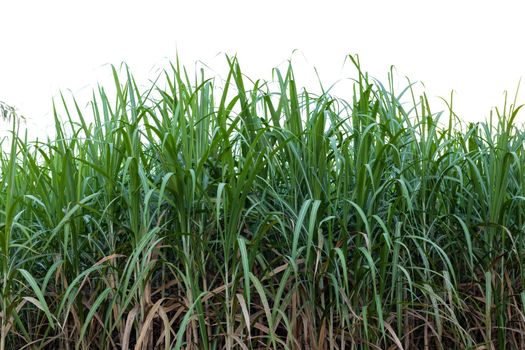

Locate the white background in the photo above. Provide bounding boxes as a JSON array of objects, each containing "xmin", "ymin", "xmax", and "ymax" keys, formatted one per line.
[{"xmin": 1, "ymin": 0, "xmax": 525, "ymax": 138}]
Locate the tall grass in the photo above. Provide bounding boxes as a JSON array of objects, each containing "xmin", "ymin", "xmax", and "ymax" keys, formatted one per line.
[{"xmin": 1, "ymin": 55, "xmax": 525, "ymax": 349}]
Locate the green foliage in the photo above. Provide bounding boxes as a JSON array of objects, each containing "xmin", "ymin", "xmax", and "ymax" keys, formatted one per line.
[{"xmin": 1, "ymin": 55, "xmax": 525, "ymax": 349}]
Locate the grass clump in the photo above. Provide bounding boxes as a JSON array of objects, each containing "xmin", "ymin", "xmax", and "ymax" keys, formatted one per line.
[{"xmin": 1, "ymin": 55, "xmax": 525, "ymax": 349}]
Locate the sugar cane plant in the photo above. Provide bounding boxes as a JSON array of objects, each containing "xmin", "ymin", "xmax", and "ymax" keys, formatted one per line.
[{"xmin": 1, "ymin": 55, "xmax": 525, "ymax": 349}]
